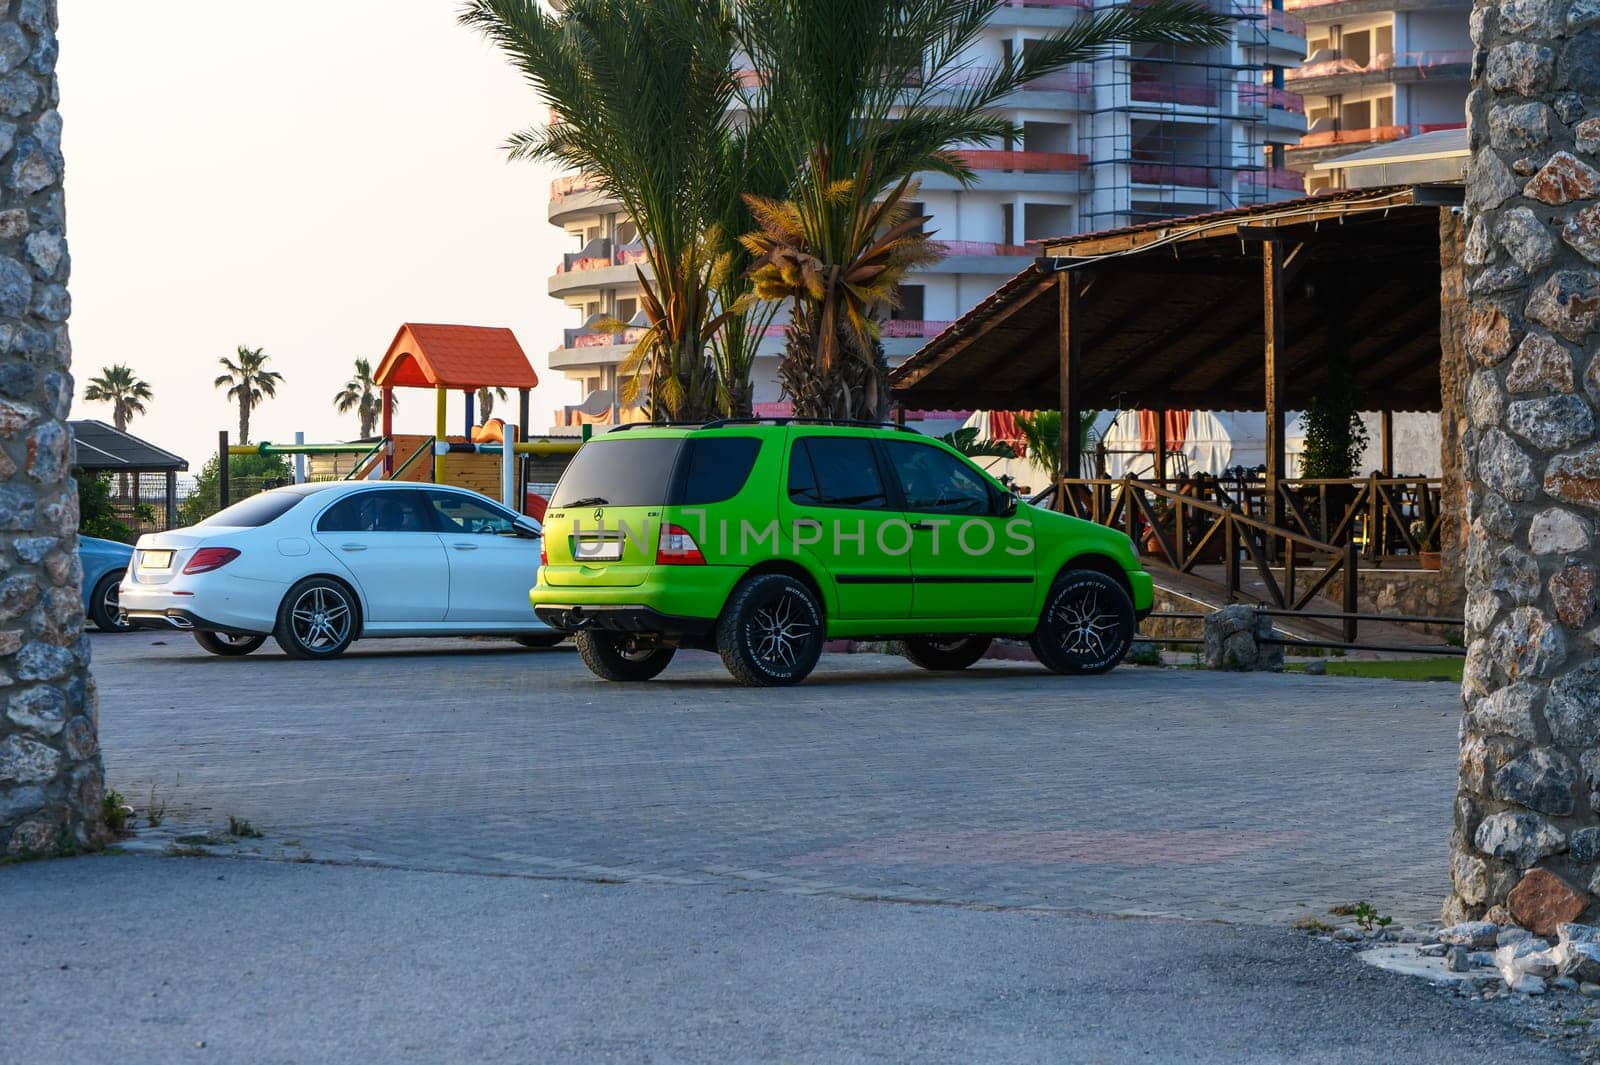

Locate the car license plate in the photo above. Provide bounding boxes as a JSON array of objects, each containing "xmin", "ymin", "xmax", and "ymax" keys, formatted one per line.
[
  {"xmin": 140, "ymin": 550, "xmax": 173, "ymax": 570},
  {"xmin": 572, "ymin": 537, "xmax": 623, "ymax": 562}
]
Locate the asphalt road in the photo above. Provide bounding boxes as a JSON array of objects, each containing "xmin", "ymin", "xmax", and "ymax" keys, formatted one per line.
[{"xmin": 4, "ymin": 854, "xmax": 1570, "ymax": 1065}]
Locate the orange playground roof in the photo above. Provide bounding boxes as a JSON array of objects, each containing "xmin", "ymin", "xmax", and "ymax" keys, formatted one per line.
[{"xmin": 374, "ymin": 323, "xmax": 539, "ymax": 391}]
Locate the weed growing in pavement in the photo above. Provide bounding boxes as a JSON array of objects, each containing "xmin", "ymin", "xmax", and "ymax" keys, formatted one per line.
[
  {"xmin": 1290, "ymin": 915, "xmax": 1335, "ymax": 933},
  {"xmin": 164, "ymin": 843, "xmax": 207, "ymax": 858},
  {"xmin": 145, "ymin": 781, "xmax": 170, "ymax": 827},
  {"xmin": 1348, "ymin": 901, "xmax": 1392, "ymax": 930},
  {"xmin": 1127, "ymin": 642, "xmax": 1161, "ymax": 667},
  {"xmin": 101, "ymin": 790, "xmax": 131, "ymax": 836},
  {"xmin": 227, "ymin": 816, "xmax": 263, "ymax": 839}
]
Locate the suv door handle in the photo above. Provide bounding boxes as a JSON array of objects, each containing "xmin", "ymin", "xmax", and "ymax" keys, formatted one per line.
[
  {"xmin": 451, "ymin": 542, "xmax": 479, "ymax": 551},
  {"xmin": 339, "ymin": 543, "xmax": 367, "ymax": 552}
]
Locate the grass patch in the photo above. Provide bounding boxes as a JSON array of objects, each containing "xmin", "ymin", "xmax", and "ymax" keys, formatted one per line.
[{"xmin": 1288, "ymin": 657, "xmax": 1463, "ymax": 683}]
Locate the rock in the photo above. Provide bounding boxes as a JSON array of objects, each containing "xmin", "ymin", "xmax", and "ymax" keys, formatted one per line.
[
  {"xmin": 1508, "ymin": 395, "xmax": 1595, "ymax": 450},
  {"xmin": 1470, "ymin": 683, "xmax": 1542, "ymax": 742},
  {"xmin": 1477, "ymin": 428, "xmax": 1539, "ymax": 501},
  {"xmin": 1508, "ymin": 333, "xmax": 1577, "ymax": 394},
  {"xmin": 1574, "ymin": 829, "xmax": 1600, "ymax": 865},
  {"xmin": 1549, "ymin": 662, "xmax": 1600, "ymax": 746},
  {"xmin": 1565, "ymin": 204, "xmax": 1600, "ymax": 266},
  {"xmin": 1447, "ymin": 945, "xmax": 1471, "ymax": 972},
  {"xmin": 0, "ymin": 733, "xmax": 59, "ymax": 786},
  {"xmin": 1418, "ymin": 942, "xmax": 1449, "ymax": 957},
  {"xmin": 1494, "ymin": 748, "xmax": 1578, "ymax": 815},
  {"xmin": 1494, "ymin": 102, "xmax": 1555, "ymax": 152},
  {"xmin": 1469, "ymin": 148, "xmax": 1521, "ymax": 213},
  {"xmin": 1440, "ymin": 920, "xmax": 1502, "ymax": 948},
  {"xmin": 1488, "ymin": 606, "xmax": 1567, "ymax": 678},
  {"xmin": 1469, "ymin": 369, "xmax": 1506, "ymax": 428},
  {"xmin": 1547, "ymin": 443, "xmax": 1600, "ymax": 509},
  {"xmin": 1530, "ymin": 508, "xmax": 1590, "ymax": 553},
  {"xmin": 1557, "ymin": 976, "xmax": 1581, "ymax": 991},
  {"xmin": 1585, "ymin": 982, "xmax": 1600, "ymax": 998},
  {"xmin": 4, "ymin": 684, "xmax": 63, "ymax": 737},
  {"xmin": 4, "ymin": 817, "xmax": 57, "ymax": 857},
  {"xmin": 1466, "ymin": 304, "xmax": 1521, "ymax": 366},
  {"xmin": 1486, "ymin": 904, "xmax": 1516, "ymax": 926},
  {"xmin": 1476, "ymin": 810, "xmax": 1567, "ymax": 867},
  {"xmin": 1527, "ymin": 270, "xmax": 1600, "ymax": 340},
  {"xmin": 1496, "ymin": 936, "xmax": 1557, "ymax": 982},
  {"xmin": 1551, "ymin": 561, "xmax": 1599, "ymax": 627},
  {"xmin": 1526, "ymin": 151, "xmax": 1600, "ymax": 204},
  {"xmin": 1333, "ymin": 926, "xmax": 1363, "ymax": 943},
  {"xmin": 1302, "ymin": 660, "xmax": 1326, "ymax": 675},
  {"xmin": 1499, "ymin": 926, "xmax": 1533, "ymax": 947},
  {"xmin": 1512, "ymin": 974, "xmax": 1549, "ymax": 994},
  {"xmin": 1471, "ymin": 950, "xmax": 1499, "ymax": 967},
  {"xmin": 1488, "ymin": 42, "xmax": 1555, "ymax": 97},
  {"xmin": 1509, "ymin": 869, "xmax": 1591, "ymax": 937},
  {"xmin": 1202, "ymin": 604, "xmax": 1281, "ymax": 671},
  {"xmin": 1499, "ymin": 206, "xmax": 1558, "ymax": 272}
]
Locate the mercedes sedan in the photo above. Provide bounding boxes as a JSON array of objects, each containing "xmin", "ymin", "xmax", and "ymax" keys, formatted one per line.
[{"xmin": 120, "ymin": 481, "xmax": 561, "ymax": 659}]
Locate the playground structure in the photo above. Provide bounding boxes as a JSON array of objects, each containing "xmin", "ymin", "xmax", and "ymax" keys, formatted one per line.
[{"xmin": 217, "ymin": 324, "xmax": 587, "ymax": 514}]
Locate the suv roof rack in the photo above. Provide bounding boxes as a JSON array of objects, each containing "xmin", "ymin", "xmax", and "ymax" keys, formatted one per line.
[
  {"xmin": 606, "ymin": 417, "xmax": 924, "ymax": 434},
  {"xmin": 699, "ymin": 416, "xmax": 922, "ymax": 434}
]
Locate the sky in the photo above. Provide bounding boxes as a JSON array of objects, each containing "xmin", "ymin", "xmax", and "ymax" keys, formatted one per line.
[{"xmin": 58, "ymin": 0, "xmax": 578, "ymax": 470}]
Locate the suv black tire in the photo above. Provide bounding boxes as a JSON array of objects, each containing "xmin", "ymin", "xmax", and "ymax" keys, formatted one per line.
[
  {"xmin": 89, "ymin": 571, "xmax": 133, "ymax": 633},
  {"xmin": 717, "ymin": 573, "xmax": 823, "ymax": 687},
  {"xmin": 193, "ymin": 630, "xmax": 268, "ymax": 656},
  {"xmin": 273, "ymin": 577, "xmax": 359, "ymax": 660},
  {"xmin": 901, "ymin": 636, "xmax": 992, "ymax": 671},
  {"xmin": 1029, "ymin": 569, "xmax": 1136, "ymax": 675},
  {"xmin": 514, "ymin": 634, "xmax": 566, "ymax": 649},
  {"xmin": 574, "ymin": 631, "xmax": 675, "ymax": 681}
]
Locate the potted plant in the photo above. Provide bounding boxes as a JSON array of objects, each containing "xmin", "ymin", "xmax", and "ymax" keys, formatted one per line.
[{"xmin": 1411, "ymin": 519, "xmax": 1441, "ymax": 571}]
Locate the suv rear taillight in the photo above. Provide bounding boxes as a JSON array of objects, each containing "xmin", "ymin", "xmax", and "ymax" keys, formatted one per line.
[
  {"xmin": 182, "ymin": 547, "xmax": 241, "ymax": 575},
  {"xmin": 656, "ymin": 524, "xmax": 705, "ymax": 565},
  {"xmin": 540, "ymin": 540, "xmax": 548, "ymax": 566}
]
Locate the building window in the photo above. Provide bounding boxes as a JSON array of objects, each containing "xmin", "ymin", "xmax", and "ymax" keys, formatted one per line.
[
  {"xmin": 1001, "ymin": 203, "xmax": 1015, "ymax": 247},
  {"xmin": 890, "ymin": 285, "xmax": 925, "ymax": 321}
]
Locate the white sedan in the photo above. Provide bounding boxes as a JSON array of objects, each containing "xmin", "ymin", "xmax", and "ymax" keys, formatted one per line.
[{"xmin": 119, "ymin": 481, "xmax": 560, "ymax": 659}]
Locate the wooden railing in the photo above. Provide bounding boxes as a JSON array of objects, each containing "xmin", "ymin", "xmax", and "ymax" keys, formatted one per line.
[{"xmin": 1052, "ymin": 476, "xmax": 1360, "ymax": 639}]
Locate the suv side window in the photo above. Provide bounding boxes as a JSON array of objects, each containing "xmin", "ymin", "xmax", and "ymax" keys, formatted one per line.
[
  {"xmin": 787, "ymin": 437, "xmax": 889, "ymax": 509},
  {"xmin": 317, "ymin": 491, "xmax": 432, "ymax": 533},
  {"xmin": 674, "ymin": 437, "xmax": 762, "ymax": 506},
  {"xmin": 883, "ymin": 441, "xmax": 993, "ymax": 515},
  {"xmin": 426, "ymin": 490, "xmax": 520, "ymax": 535}
]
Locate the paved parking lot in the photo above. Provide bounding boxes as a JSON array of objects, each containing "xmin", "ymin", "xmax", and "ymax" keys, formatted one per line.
[{"xmin": 94, "ymin": 632, "xmax": 1461, "ymax": 924}]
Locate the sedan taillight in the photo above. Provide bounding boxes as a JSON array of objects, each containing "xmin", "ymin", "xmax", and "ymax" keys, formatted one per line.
[{"xmin": 182, "ymin": 547, "xmax": 241, "ymax": 575}]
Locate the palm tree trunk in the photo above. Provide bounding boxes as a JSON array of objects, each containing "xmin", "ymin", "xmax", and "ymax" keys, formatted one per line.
[
  {"xmin": 0, "ymin": 0, "xmax": 107, "ymax": 858},
  {"xmin": 239, "ymin": 403, "xmax": 249, "ymax": 447}
]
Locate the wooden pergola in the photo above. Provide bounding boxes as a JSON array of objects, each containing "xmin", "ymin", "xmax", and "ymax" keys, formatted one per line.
[{"xmin": 890, "ymin": 184, "xmax": 1464, "ymax": 529}]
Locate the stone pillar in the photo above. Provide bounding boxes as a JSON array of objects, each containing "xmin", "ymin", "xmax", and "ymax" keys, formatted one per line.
[
  {"xmin": 0, "ymin": 0, "xmax": 105, "ymax": 858},
  {"xmin": 1439, "ymin": 210, "xmax": 1470, "ymax": 611},
  {"xmin": 1449, "ymin": 0, "xmax": 1600, "ymax": 924}
]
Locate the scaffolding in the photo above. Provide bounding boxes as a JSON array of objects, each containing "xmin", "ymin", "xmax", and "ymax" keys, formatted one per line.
[{"xmin": 1080, "ymin": 1, "xmax": 1300, "ymax": 229}]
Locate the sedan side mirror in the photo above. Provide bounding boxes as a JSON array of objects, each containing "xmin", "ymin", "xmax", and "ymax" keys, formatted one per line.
[{"xmin": 513, "ymin": 518, "xmax": 542, "ymax": 538}]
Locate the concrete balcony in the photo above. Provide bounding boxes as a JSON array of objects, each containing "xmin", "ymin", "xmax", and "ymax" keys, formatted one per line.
[
  {"xmin": 1285, "ymin": 122, "xmax": 1466, "ymax": 169},
  {"xmin": 1284, "ymin": 50, "xmax": 1471, "ymax": 96},
  {"xmin": 1285, "ymin": 0, "xmax": 1469, "ymax": 23}
]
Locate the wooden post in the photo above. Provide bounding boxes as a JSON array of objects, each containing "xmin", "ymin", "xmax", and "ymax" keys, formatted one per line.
[
  {"xmin": 1343, "ymin": 538, "xmax": 1359, "ymax": 642},
  {"xmin": 464, "ymin": 389, "xmax": 475, "ymax": 437},
  {"xmin": 1380, "ymin": 409, "xmax": 1394, "ymax": 476},
  {"xmin": 518, "ymin": 388, "xmax": 532, "ymax": 508},
  {"xmin": 1263, "ymin": 240, "xmax": 1287, "ymax": 541},
  {"xmin": 1154, "ymin": 409, "xmax": 1168, "ymax": 482},
  {"xmin": 164, "ymin": 469, "xmax": 177, "ymax": 530},
  {"xmin": 1058, "ymin": 271, "xmax": 1081, "ymax": 483},
  {"xmin": 433, "ymin": 386, "xmax": 447, "ymax": 484},
  {"xmin": 218, "ymin": 430, "xmax": 229, "ymax": 509}
]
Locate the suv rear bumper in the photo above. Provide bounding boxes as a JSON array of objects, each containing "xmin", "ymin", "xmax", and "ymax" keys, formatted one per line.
[{"xmin": 533, "ymin": 604, "xmax": 715, "ymax": 638}]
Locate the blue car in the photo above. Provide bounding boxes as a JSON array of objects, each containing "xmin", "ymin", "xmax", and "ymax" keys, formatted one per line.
[{"xmin": 81, "ymin": 535, "xmax": 135, "ymax": 633}]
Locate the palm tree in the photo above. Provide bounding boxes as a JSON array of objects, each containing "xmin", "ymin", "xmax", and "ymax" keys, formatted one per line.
[
  {"xmin": 463, "ymin": 0, "xmax": 760, "ymax": 421},
  {"xmin": 1015, "ymin": 409, "xmax": 1100, "ymax": 480},
  {"xmin": 736, "ymin": 0, "xmax": 1231, "ymax": 420},
  {"xmin": 84, "ymin": 364, "xmax": 153, "ymax": 432},
  {"xmin": 333, "ymin": 357, "xmax": 389, "ymax": 439},
  {"xmin": 475, "ymin": 385, "xmax": 509, "ymax": 421},
  {"xmin": 214, "ymin": 345, "xmax": 284, "ymax": 445}
]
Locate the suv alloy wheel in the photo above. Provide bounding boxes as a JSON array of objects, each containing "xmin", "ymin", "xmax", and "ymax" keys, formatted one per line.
[
  {"xmin": 1029, "ymin": 569, "xmax": 1135, "ymax": 675},
  {"xmin": 717, "ymin": 573, "xmax": 824, "ymax": 687}
]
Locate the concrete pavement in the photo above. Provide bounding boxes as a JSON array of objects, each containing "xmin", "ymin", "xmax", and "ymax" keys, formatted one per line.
[{"xmin": 4, "ymin": 854, "xmax": 1572, "ymax": 1065}]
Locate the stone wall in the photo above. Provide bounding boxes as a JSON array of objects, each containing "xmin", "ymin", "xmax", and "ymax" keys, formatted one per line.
[
  {"xmin": 0, "ymin": 0, "xmax": 103, "ymax": 858},
  {"xmin": 1449, "ymin": 0, "xmax": 1600, "ymax": 925}
]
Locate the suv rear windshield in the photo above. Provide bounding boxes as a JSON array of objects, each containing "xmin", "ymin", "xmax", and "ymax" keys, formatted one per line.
[{"xmin": 549, "ymin": 435, "xmax": 762, "ymax": 508}]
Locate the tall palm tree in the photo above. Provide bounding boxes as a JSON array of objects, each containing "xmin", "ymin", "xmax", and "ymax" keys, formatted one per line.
[
  {"xmin": 736, "ymin": 0, "xmax": 1231, "ymax": 420},
  {"xmin": 333, "ymin": 357, "xmax": 389, "ymax": 439},
  {"xmin": 475, "ymin": 385, "xmax": 509, "ymax": 421},
  {"xmin": 84, "ymin": 364, "xmax": 153, "ymax": 432},
  {"xmin": 214, "ymin": 345, "xmax": 283, "ymax": 445},
  {"xmin": 463, "ymin": 0, "xmax": 758, "ymax": 422}
]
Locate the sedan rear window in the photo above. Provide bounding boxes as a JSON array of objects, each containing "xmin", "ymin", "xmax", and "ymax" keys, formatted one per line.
[
  {"xmin": 200, "ymin": 489, "xmax": 310, "ymax": 528},
  {"xmin": 549, "ymin": 438, "xmax": 684, "ymax": 508}
]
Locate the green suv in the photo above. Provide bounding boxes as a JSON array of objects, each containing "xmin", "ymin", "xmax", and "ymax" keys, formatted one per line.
[{"xmin": 531, "ymin": 420, "xmax": 1152, "ymax": 686}]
